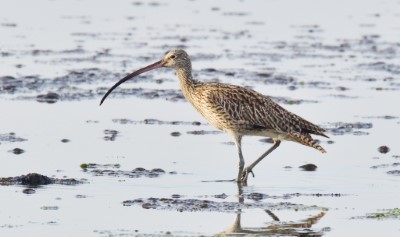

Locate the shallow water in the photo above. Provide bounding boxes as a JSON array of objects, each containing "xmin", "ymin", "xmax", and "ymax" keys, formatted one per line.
[{"xmin": 1, "ymin": 0, "xmax": 400, "ymax": 236}]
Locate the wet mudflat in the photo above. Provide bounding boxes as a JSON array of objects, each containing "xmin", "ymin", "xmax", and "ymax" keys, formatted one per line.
[{"xmin": 1, "ymin": 0, "xmax": 400, "ymax": 236}]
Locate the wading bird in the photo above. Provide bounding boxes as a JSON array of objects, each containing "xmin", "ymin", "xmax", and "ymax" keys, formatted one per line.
[{"xmin": 100, "ymin": 49, "xmax": 328, "ymax": 185}]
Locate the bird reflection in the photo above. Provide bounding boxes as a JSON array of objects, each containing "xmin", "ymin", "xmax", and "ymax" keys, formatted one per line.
[{"xmin": 221, "ymin": 183, "xmax": 326, "ymax": 236}]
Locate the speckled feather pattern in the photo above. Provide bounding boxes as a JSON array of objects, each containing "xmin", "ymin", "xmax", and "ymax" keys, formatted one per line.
[
  {"xmin": 185, "ymin": 82, "xmax": 328, "ymax": 153},
  {"xmin": 168, "ymin": 49, "xmax": 328, "ymax": 153}
]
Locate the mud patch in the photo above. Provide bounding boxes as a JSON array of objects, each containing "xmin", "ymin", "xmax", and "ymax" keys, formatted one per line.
[
  {"xmin": 378, "ymin": 145, "xmax": 390, "ymax": 154},
  {"xmin": 361, "ymin": 115, "xmax": 398, "ymax": 120},
  {"xmin": 299, "ymin": 163, "xmax": 318, "ymax": 171},
  {"xmin": 103, "ymin": 129, "xmax": 119, "ymax": 141},
  {"xmin": 0, "ymin": 75, "xmax": 42, "ymax": 94},
  {"xmin": 36, "ymin": 92, "xmax": 60, "ymax": 104},
  {"xmin": 22, "ymin": 188, "xmax": 36, "ymax": 194},
  {"xmin": 273, "ymin": 96, "xmax": 319, "ymax": 105},
  {"xmin": 40, "ymin": 206, "xmax": 59, "ymax": 211},
  {"xmin": 353, "ymin": 208, "xmax": 400, "ymax": 219},
  {"xmin": 196, "ymin": 191, "xmax": 345, "ymax": 201},
  {"xmin": 81, "ymin": 163, "xmax": 173, "ymax": 178},
  {"xmin": 245, "ymin": 192, "xmax": 343, "ymax": 201},
  {"xmin": 1, "ymin": 68, "xmax": 186, "ymax": 102},
  {"xmin": 123, "ymin": 197, "xmax": 326, "ymax": 212},
  {"xmin": 9, "ymin": 148, "xmax": 25, "ymax": 155},
  {"xmin": 170, "ymin": 131, "xmax": 181, "ymax": 137},
  {"xmin": 80, "ymin": 163, "xmax": 121, "ymax": 170},
  {"xmin": 387, "ymin": 170, "xmax": 400, "ymax": 176},
  {"xmin": 186, "ymin": 130, "xmax": 221, "ymax": 135},
  {"xmin": 0, "ymin": 173, "xmax": 85, "ymax": 186},
  {"xmin": 2, "ymin": 68, "xmax": 329, "ymax": 104},
  {"xmin": 0, "ymin": 132, "xmax": 27, "ymax": 143},
  {"xmin": 112, "ymin": 118, "xmax": 203, "ymax": 126},
  {"xmin": 112, "ymin": 119, "xmax": 224, "ymax": 136},
  {"xmin": 98, "ymin": 87, "xmax": 185, "ymax": 102},
  {"xmin": 370, "ymin": 163, "xmax": 400, "ymax": 176},
  {"xmin": 370, "ymin": 163, "xmax": 400, "ymax": 169},
  {"xmin": 359, "ymin": 62, "xmax": 400, "ymax": 75},
  {"xmin": 325, "ymin": 122, "xmax": 372, "ymax": 136}
]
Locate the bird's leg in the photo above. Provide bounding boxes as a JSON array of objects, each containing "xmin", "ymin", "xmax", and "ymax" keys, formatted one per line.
[
  {"xmin": 241, "ymin": 140, "xmax": 281, "ymax": 183},
  {"xmin": 233, "ymin": 135, "xmax": 245, "ymax": 183},
  {"xmin": 237, "ymin": 143, "xmax": 245, "ymax": 184}
]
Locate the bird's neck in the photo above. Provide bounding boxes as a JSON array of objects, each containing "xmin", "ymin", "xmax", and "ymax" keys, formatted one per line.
[{"xmin": 176, "ymin": 67, "xmax": 197, "ymax": 99}]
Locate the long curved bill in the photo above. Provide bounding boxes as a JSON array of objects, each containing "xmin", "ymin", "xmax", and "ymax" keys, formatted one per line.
[{"xmin": 100, "ymin": 59, "xmax": 165, "ymax": 105}]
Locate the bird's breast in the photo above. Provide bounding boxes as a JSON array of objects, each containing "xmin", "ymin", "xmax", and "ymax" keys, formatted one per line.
[{"xmin": 191, "ymin": 100, "xmax": 226, "ymax": 131}]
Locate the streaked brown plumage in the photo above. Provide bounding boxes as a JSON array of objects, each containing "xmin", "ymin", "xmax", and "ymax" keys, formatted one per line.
[{"xmin": 100, "ymin": 49, "xmax": 329, "ymax": 185}]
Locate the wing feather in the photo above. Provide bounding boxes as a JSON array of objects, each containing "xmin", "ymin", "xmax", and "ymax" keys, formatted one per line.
[{"xmin": 204, "ymin": 83, "xmax": 328, "ymax": 138}]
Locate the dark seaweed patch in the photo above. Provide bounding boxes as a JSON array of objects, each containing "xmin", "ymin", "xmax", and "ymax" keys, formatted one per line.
[
  {"xmin": 112, "ymin": 118, "xmax": 203, "ymax": 126},
  {"xmin": 0, "ymin": 75, "xmax": 44, "ymax": 94},
  {"xmin": 213, "ymin": 193, "xmax": 228, "ymax": 199},
  {"xmin": 1, "ymin": 68, "xmax": 181, "ymax": 102},
  {"xmin": 82, "ymin": 163, "xmax": 170, "ymax": 178},
  {"xmin": 353, "ymin": 208, "xmax": 400, "ymax": 219},
  {"xmin": 378, "ymin": 145, "xmax": 390, "ymax": 154},
  {"xmin": 299, "ymin": 164, "xmax": 318, "ymax": 171},
  {"xmin": 100, "ymin": 87, "xmax": 185, "ymax": 101},
  {"xmin": 0, "ymin": 173, "xmax": 84, "ymax": 186},
  {"xmin": 103, "ymin": 129, "xmax": 119, "ymax": 141},
  {"xmin": 170, "ymin": 132, "xmax": 181, "ymax": 137},
  {"xmin": 122, "ymin": 197, "xmax": 326, "ymax": 213},
  {"xmin": 1, "ymin": 67, "xmax": 329, "ymax": 104},
  {"xmin": 10, "ymin": 148, "xmax": 24, "ymax": 155},
  {"xmin": 325, "ymin": 122, "xmax": 372, "ymax": 136},
  {"xmin": 36, "ymin": 92, "xmax": 60, "ymax": 104},
  {"xmin": 371, "ymin": 163, "xmax": 400, "ymax": 176},
  {"xmin": 244, "ymin": 192, "xmax": 343, "ymax": 201},
  {"xmin": 1, "ymin": 22, "xmax": 17, "ymax": 27},
  {"xmin": 81, "ymin": 163, "xmax": 121, "ymax": 169},
  {"xmin": 387, "ymin": 170, "xmax": 400, "ymax": 176},
  {"xmin": 370, "ymin": 163, "xmax": 400, "ymax": 169},
  {"xmin": 359, "ymin": 62, "xmax": 400, "ymax": 74},
  {"xmin": 40, "ymin": 206, "xmax": 59, "ymax": 211},
  {"xmin": 361, "ymin": 115, "xmax": 398, "ymax": 120},
  {"xmin": 186, "ymin": 130, "xmax": 221, "ymax": 135},
  {"xmin": 0, "ymin": 132, "xmax": 22, "ymax": 143},
  {"xmin": 22, "ymin": 188, "xmax": 36, "ymax": 194}
]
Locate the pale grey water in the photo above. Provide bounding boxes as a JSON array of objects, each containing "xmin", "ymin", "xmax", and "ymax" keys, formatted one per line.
[{"xmin": 1, "ymin": 0, "xmax": 400, "ymax": 236}]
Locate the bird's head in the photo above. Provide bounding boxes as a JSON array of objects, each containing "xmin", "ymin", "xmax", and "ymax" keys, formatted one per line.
[
  {"xmin": 162, "ymin": 49, "xmax": 191, "ymax": 69},
  {"xmin": 99, "ymin": 49, "xmax": 190, "ymax": 105}
]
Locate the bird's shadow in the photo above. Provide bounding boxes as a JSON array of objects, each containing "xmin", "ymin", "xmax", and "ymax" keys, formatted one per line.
[{"xmin": 218, "ymin": 183, "xmax": 327, "ymax": 236}]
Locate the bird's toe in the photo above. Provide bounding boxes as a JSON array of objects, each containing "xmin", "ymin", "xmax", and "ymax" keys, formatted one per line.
[{"xmin": 241, "ymin": 168, "xmax": 255, "ymax": 184}]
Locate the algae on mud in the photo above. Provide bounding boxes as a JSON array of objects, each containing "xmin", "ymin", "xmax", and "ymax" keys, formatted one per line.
[
  {"xmin": 81, "ymin": 163, "xmax": 172, "ymax": 178},
  {"xmin": 0, "ymin": 173, "xmax": 84, "ymax": 186},
  {"xmin": 352, "ymin": 208, "xmax": 400, "ymax": 220}
]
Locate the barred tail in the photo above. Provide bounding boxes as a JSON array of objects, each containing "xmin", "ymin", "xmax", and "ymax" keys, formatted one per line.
[
  {"xmin": 313, "ymin": 143, "xmax": 326, "ymax": 153},
  {"xmin": 289, "ymin": 133, "xmax": 327, "ymax": 153}
]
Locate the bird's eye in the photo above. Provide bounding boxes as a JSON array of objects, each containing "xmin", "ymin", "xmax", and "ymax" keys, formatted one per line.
[{"xmin": 170, "ymin": 55, "xmax": 176, "ymax": 59}]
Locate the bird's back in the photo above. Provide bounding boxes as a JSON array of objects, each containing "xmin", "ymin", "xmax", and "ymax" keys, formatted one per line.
[{"xmin": 189, "ymin": 82, "xmax": 328, "ymax": 153}]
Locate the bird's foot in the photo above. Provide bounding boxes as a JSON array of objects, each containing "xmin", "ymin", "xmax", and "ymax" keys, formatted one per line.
[{"xmin": 240, "ymin": 167, "xmax": 255, "ymax": 184}]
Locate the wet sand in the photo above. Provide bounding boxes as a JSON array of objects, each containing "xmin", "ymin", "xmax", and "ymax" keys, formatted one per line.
[{"xmin": 1, "ymin": 0, "xmax": 400, "ymax": 236}]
